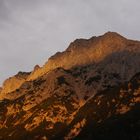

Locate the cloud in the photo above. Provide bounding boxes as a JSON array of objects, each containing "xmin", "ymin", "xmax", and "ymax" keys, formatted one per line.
[{"xmin": 0, "ymin": 0, "xmax": 140, "ymax": 85}]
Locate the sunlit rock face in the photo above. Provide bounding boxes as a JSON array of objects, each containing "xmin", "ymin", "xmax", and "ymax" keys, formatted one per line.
[
  {"xmin": 0, "ymin": 32, "xmax": 140, "ymax": 140},
  {"xmin": 0, "ymin": 72, "xmax": 30, "ymax": 99},
  {"xmin": 28, "ymin": 32, "xmax": 140, "ymax": 82}
]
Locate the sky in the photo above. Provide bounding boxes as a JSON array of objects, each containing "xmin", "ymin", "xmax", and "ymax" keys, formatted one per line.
[{"xmin": 0, "ymin": 0, "xmax": 140, "ymax": 85}]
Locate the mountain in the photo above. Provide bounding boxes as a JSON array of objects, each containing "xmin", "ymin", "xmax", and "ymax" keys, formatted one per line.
[{"xmin": 0, "ymin": 32, "xmax": 140, "ymax": 140}]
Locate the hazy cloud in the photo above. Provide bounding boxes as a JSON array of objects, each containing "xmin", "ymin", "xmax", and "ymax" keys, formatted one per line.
[{"xmin": 0, "ymin": 0, "xmax": 140, "ymax": 85}]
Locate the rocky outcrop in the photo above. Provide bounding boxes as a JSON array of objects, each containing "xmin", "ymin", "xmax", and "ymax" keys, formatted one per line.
[{"xmin": 0, "ymin": 72, "xmax": 30, "ymax": 99}]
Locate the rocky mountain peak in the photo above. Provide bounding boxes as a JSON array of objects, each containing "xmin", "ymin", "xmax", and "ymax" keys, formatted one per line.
[
  {"xmin": 103, "ymin": 31, "xmax": 126, "ymax": 39},
  {"xmin": 66, "ymin": 32, "xmax": 126, "ymax": 53},
  {"xmin": 29, "ymin": 32, "xmax": 139, "ymax": 80},
  {"xmin": 0, "ymin": 32, "xmax": 140, "ymax": 140},
  {"xmin": 1, "ymin": 32, "xmax": 140, "ymax": 96}
]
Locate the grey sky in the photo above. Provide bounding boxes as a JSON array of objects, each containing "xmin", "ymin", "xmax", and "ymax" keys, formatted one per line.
[{"xmin": 0, "ymin": 0, "xmax": 140, "ymax": 85}]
